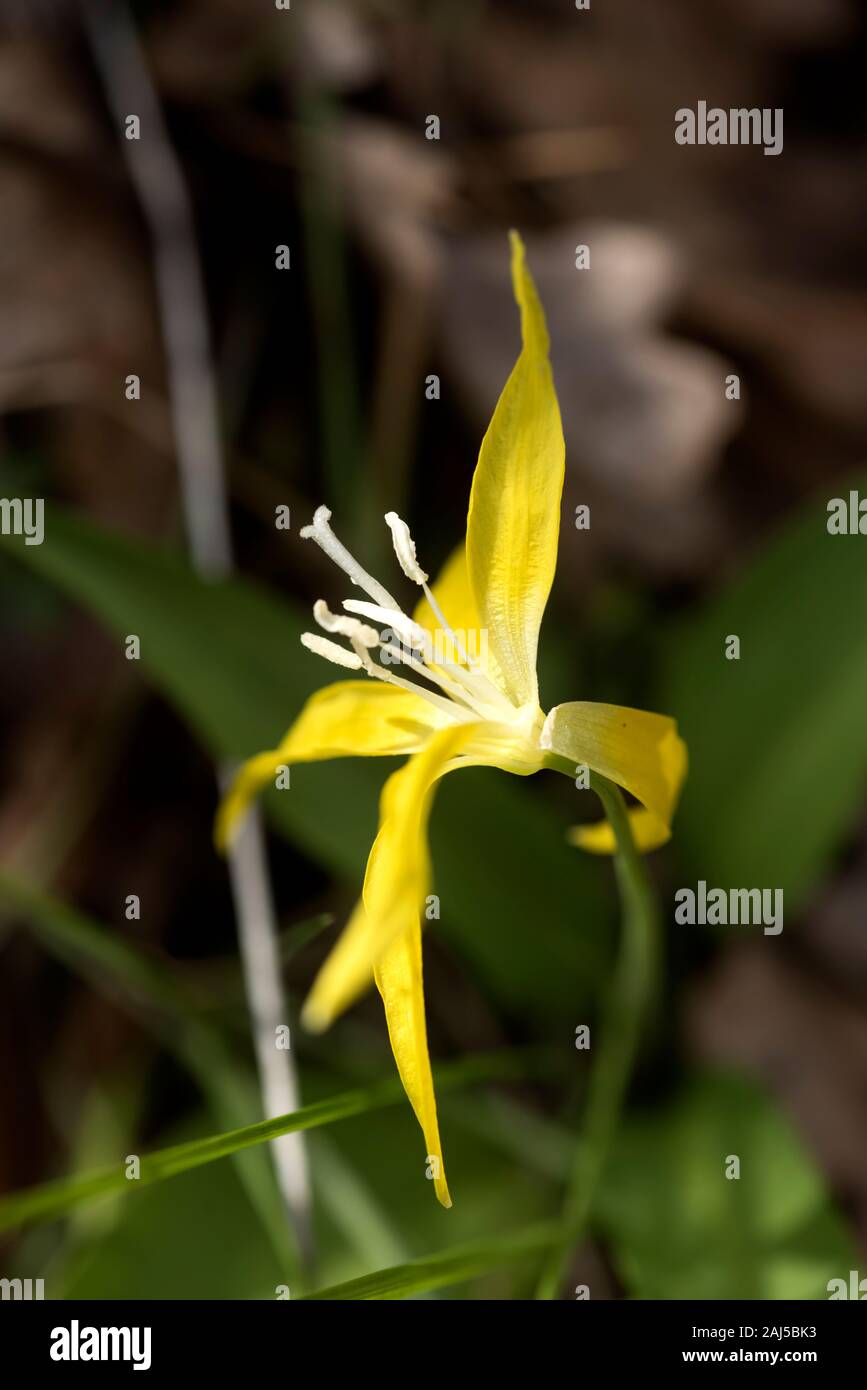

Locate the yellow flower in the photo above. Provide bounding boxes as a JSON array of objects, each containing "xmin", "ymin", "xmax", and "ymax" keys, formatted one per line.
[{"xmin": 216, "ymin": 232, "xmax": 686, "ymax": 1209}]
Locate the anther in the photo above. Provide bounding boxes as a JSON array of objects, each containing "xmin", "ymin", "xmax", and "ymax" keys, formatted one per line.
[
  {"xmin": 300, "ymin": 632, "xmax": 363, "ymax": 670},
  {"xmin": 313, "ymin": 599, "xmax": 379, "ymax": 647},
  {"xmin": 385, "ymin": 512, "xmax": 428, "ymax": 585}
]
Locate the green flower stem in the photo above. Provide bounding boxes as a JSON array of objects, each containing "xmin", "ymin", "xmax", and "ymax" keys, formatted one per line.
[{"xmin": 536, "ymin": 773, "xmax": 661, "ymax": 1299}]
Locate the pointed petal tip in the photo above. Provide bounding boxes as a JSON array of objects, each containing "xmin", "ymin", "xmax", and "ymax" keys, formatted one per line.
[
  {"xmin": 567, "ymin": 823, "xmax": 611, "ymax": 855},
  {"xmin": 508, "ymin": 228, "xmax": 527, "ymax": 286},
  {"xmin": 300, "ymin": 997, "xmax": 332, "ymax": 1034}
]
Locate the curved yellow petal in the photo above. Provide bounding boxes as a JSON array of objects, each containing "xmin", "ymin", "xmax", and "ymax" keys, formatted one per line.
[
  {"xmin": 301, "ymin": 722, "xmax": 479, "ymax": 1028},
  {"xmin": 303, "ymin": 722, "xmax": 494, "ymax": 1209},
  {"xmin": 215, "ymin": 680, "xmax": 446, "ymax": 851},
  {"xmin": 542, "ymin": 700, "xmax": 687, "ymax": 855},
  {"xmin": 375, "ymin": 920, "xmax": 451, "ymax": 1207},
  {"xmin": 308, "ymin": 896, "xmax": 452, "ymax": 1208},
  {"xmin": 465, "ymin": 231, "xmax": 565, "ymax": 708},
  {"xmin": 301, "ymin": 716, "xmax": 541, "ymax": 1208}
]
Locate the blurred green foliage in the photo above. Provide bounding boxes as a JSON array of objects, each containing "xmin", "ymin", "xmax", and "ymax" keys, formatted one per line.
[
  {"xmin": 598, "ymin": 1073, "xmax": 855, "ymax": 1300},
  {"xmin": 663, "ymin": 472, "xmax": 867, "ymax": 910}
]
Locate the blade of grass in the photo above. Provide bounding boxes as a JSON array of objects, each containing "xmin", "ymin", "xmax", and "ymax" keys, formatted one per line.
[
  {"xmin": 2, "ymin": 872, "xmax": 571, "ymax": 1282},
  {"xmin": 0, "ymin": 1049, "xmax": 547, "ymax": 1234},
  {"xmin": 302, "ymin": 1222, "xmax": 558, "ymax": 1300},
  {"xmin": 0, "ymin": 870, "xmax": 308, "ymax": 1271}
]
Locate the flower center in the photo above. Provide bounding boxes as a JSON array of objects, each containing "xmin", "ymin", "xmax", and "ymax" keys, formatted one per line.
[{"xmin": 298, "ymin": 506, "xmax": 517, "ymax": 725}]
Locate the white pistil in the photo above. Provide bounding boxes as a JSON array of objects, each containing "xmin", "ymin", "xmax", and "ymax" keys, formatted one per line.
[
  {"xmin": 300, "ymin": 632, "xmax": 364, "ymax": 670},
  {"xmin": 300, "ymin": 506, "xmax": 399, "ymax": 610}
]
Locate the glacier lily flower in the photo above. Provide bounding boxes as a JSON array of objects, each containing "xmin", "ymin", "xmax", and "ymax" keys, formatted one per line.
[{"xmin": 217, "ymin": 232, "xmax": 686, "ymax": 1208}]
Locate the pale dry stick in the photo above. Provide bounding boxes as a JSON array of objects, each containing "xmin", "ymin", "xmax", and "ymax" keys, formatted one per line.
[{"xmin": 82, "ymin": 0, "xmax": 314, "ymax": 1267}]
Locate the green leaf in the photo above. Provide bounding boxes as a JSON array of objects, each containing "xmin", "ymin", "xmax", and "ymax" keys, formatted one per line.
[
  {"xmin": 2, "ymin": 505, "xmax": 610, "ymax": 1019},
  {"xmin": 662, "ymin": 477, "xmax": 867, "ymax": 908},
  {"xmin": 0, "ymin": 1049, "xmax": 547, "ymax": 1234},
  {"xmin": 303, "ymin": 1221, "xmax": 557, "ymax": 1299},
  {"xmin": 596, "ymin": 1071, "xmax": 856, "ymax": 1299}
]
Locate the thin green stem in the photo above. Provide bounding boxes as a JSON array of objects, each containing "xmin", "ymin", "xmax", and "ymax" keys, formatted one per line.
[{"xmin": 535, "ymin": 774, "xmax": 661, "ymax": 1298}]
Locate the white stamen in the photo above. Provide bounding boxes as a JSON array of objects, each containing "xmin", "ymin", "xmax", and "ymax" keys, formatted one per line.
[
  {"xmin": 313, "ymin": 599, "xmax": 379, "ymax": 647},
  {"xmin": 300, "ymin": 632, "xmax": 363, "ymax": 670},
  {"xmin": 377, "ymin": 641, "xmax": 477, "ymax": 709},
  {"xmin": 432, "ymin": 654, "xmax": 504, "ymax": 713},
  {"xmin": 385, "ymin": 511, "xmax": 428, "ymax": 584},
  {"xmin": 421, "ymin": 579, "xmax": 475, "ymax": 671},
  {"xmin": 342, "ymin": 599, "xmax": 429, "ymax": 652},
  {"xmin": 300, "ymin": 506, "xmax": 399, "ymax": 610},
  {"xmin": 352, "ymin": 638, "xmax": 475, "ymax": 722}
]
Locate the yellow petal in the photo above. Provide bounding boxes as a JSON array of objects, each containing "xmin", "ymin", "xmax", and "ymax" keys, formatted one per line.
[
  {"xmin": 375, "ymin": 919, "xmax": 451, "ymax": 1207},
  {"xmin": 302, "ymin": 714, "xmax": 537, "ymax": 1209},
  {"xmin": 542, "ymin": 700, "xmax": 687, "ymax": 854},
  {"xmin": 465, "ymin": 231, "xmax": 565, "ymax": 708},
  {"xmin": 412, "ymin": 543, "xmax": 509, "ymax": 695},
  {"xmin": 215, "ymin": 680, "xmax": 446, "ymax": 850},
  {"xmin": 568, "ymin": 806, "xmax": 673, "ymax": 855},
  {"xmin": 301, "ymin": 722, "xmax": 478, "ymax": 1028}
]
